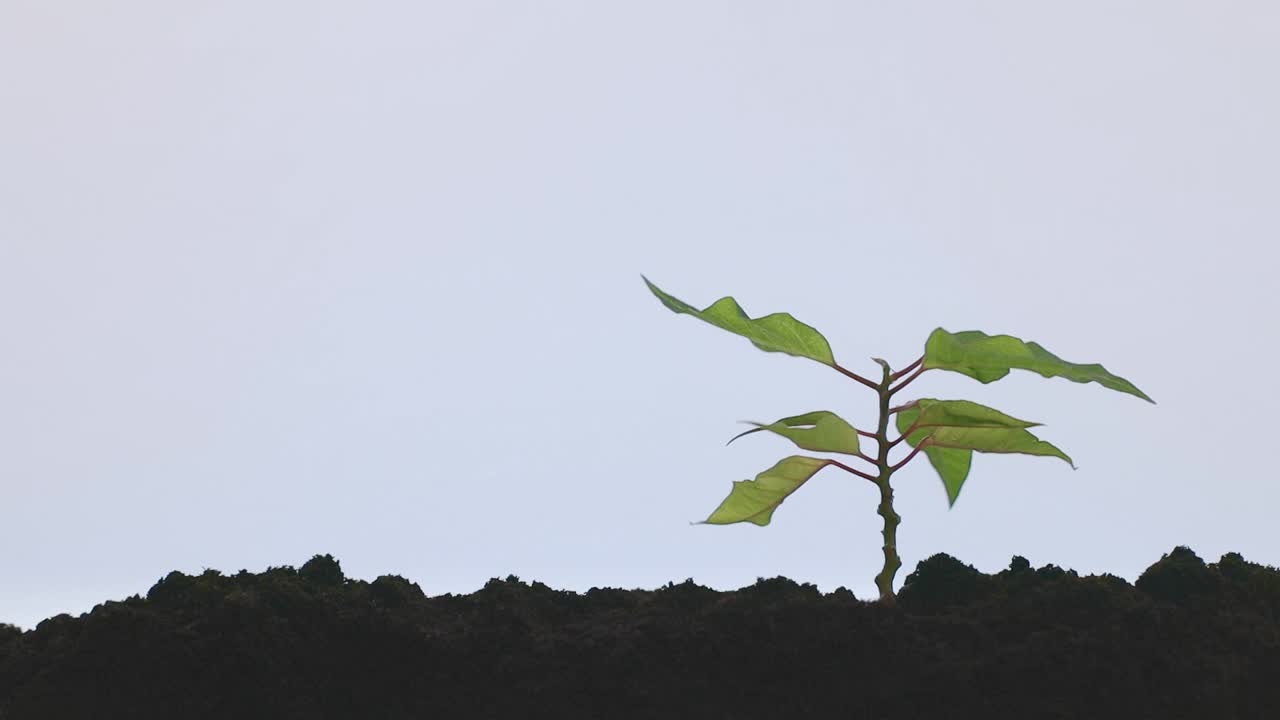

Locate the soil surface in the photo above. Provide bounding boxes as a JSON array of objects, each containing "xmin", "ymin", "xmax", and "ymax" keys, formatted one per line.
[{"xmin": 2, "ymin": 546, "xmax": 1278, "ymax": 719}]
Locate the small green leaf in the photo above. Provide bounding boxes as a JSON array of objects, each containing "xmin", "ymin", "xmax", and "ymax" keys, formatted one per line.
[
  {"xmin": 726, "ymin": 410, "xmax": 861, "ymax": 455},
  {"xmin": 702, "ymin": 456, "xmax": 831, "ymax": 526},
  {"xmin": 923, "ymin": 328, "xmax": 1154, "ymax": 403},
  {"xmin": 643, "ymin": 276, "xmax": 835, "ymax": 366},
  {"xmin": 896, "ymin": 406, "xmax": 972, "ymax": 507}
]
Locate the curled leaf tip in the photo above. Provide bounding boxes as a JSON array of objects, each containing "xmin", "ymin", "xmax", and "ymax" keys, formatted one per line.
[
  {"xmin": 726, "ymin": 411, "xmax": 861, "ymax": 455},
  {"xmin": 725, "ymin": 426, "xmax": 765, "ymax": 446}
]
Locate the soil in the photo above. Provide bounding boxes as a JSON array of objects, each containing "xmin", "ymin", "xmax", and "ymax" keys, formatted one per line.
[{"xmin": 2, "ymin": 546, "xmax": 1278, "ymax": 719}]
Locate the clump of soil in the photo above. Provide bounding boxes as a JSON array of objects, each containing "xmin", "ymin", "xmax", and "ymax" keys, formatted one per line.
[{"xmin": 2, "ymin": 547, "xmax": 1278, "ymax": 719}]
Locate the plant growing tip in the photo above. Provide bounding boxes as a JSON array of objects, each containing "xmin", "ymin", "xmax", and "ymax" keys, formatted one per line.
[{"xmin": 643, "ymin": 277, "xmax": 1155, "ymax": 605}]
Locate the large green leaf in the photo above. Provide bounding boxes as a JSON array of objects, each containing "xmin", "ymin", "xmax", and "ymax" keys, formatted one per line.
[
  {"xmin": 895, "ymin": 399, "xmax": 1073, "ymax": 507},
  {"xmin": 923, "ymin": 329, "xmax": 1154, "ymax": 403},
  {"xmin": 904, "ymin": 398, "xmax": 1041, "ymax": 431},
  {"xmin": 924, "ymin": 426, "xmax": 1073, "ymax": 467},
  {"xmin": 896, "ymin": 407, "xmax": 972, "ymax": 507},
  {"xmin": 643, "ymin": 277, "xmax": 835, "ymax": 366},
  {"xmin": 702, "ymin": 456, "xmax": 831, "ymax": 526},
  {"xmin": 725, "ymin": 410, "xmax": 861, "ymax": 455}
]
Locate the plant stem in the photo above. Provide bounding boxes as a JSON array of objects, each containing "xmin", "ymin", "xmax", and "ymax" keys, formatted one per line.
[
  {"xmin": 872, "ymin": 362, "xmax": 902, "ymax": 606},
  {"xmin": 889, "ymin": 356, "xmax": 922, "ymax": 382},
  {"xmin": 887, "ymin": 366, "xmax": 926, "ymax": 396},
  {"xmin": 886, "ymin": 420, "xmax": 918, "ymax": 449},
  {"xmin": 890, "ymin": 441, "xmax": 928, "ymax": 472},
  {"xmin": 874, "ymin": 480, "xmax": 902, "ymax": 605},
  {"xmin": 832, "ymin": 363, "xmax": 880, "ymax": 391},
  {"xmin": 829, "ymin": 459, "xmax": 878, "ymax": 483}
]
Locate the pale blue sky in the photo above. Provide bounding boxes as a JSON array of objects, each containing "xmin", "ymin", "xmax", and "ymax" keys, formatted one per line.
[{"xmin": 3, "ymin": 1, "xmax": 1277, "ymax": 630}]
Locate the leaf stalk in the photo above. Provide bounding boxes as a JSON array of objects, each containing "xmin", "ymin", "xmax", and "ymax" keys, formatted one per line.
[
  {"xmin": 829, "ymin": 459, "xmax": 878, "ymax": 483},
  {"xmin": 889, "ymin": 356, "xmax": 923, "ymax": 382},
  {"xmin": 890, "ymin": 440, "xmax": 929, "ymax": 472},
  {"xmin": 886, "ymin": 420, "xmax": 920, "ymax": 449},
  {"xmin": 832, "ymin": 363, "xmax": 880, "ymax": 391},
  {"xmin": 887, "ymin": 366, "xmax": 926, "ymax": 396}
]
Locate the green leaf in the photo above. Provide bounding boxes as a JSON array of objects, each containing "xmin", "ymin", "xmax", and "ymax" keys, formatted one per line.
[
  {"xmin": 643, "ymin": 276, "xmax": 835, "ymax": 366},
  {"xmin": 726, "ymin": 410, "xmax": 861, "ymax": 455},
  {"xmin": 702, "ymin": 456, "xmax": 831, "ymax": 526},
  {"xmin": 923, "ymin": 426, "xmax": 1074, "ymax": 467},
  {"xmin": 896, "ymin": 406, "xmax": 972, "ymax": 507},
  {"xmin": 923, "ymin": 328, "xmax": 1154, "ymax": 403},
  {"xmin": 905, "ymin": 398, "xmax": 1041, "ymax": 430},
  {"xmin": 894, "ymin": 399, "xmax": 1073, "ymax": 507}
]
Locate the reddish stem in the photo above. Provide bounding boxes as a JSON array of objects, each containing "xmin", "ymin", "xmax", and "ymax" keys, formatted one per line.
[
  {"xmin": 887, "ymin": 400, "xmax": 919, "ymax": 415},
  {"xmin": 887, "ymin": 421, "xmax": 920, "ymax": 449},
  {"xmin": 829, "ymin": 459, "xmax": 877, "ymax": 483},
  {"xmin": 889, "ymin": 440, "xmax": 929, "ymax": 472},
  {"xmin": 887, "ymin": 366, "xmax": 926, "ymax": 396},
  {"xmin": 833, "ymin": 364, "xmax": 880, "ymax": 391},
  {"xmin": 889, "ymin": 357, "xmax": 923, "ymax": 382}
]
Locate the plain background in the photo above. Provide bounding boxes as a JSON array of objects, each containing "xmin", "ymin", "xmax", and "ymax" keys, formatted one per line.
[{"xmin": 3, "ymin": 1, "xmax": 1277, "ymax": 631}]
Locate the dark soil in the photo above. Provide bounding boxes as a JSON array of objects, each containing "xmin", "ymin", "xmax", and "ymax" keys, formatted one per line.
[{"xmin": 2, "ymin": 546, "xmax": 1278, "ymax": 719}]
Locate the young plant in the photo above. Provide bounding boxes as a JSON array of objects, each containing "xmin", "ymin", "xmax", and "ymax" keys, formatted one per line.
[{"xmin": 643, "ymin": 276, "xmax": 1154, "ymax": 605}]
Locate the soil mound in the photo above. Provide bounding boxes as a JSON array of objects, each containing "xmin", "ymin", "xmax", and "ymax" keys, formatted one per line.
[{"xmin": 2, "ymin": 547, "xmax": 1278, "ymax": 719}]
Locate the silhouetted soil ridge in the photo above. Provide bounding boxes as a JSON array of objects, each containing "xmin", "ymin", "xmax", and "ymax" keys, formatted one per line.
[{"xmin": 2, "ymin": 547, "xmax": 1278, "ymax": 719}]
